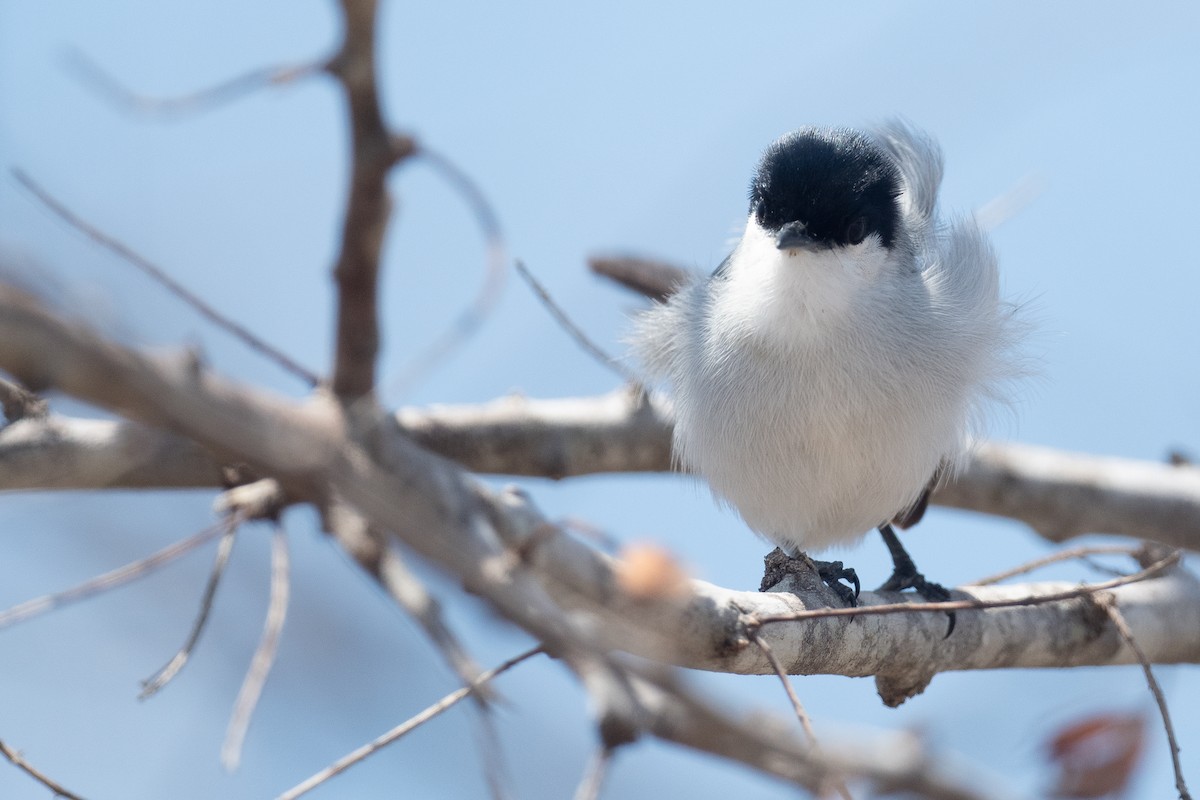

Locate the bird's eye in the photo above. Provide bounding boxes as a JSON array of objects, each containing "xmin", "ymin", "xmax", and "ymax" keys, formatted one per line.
[{"xmin": 845, "ymin": 217, "xmax": 868, "ymax": 245}]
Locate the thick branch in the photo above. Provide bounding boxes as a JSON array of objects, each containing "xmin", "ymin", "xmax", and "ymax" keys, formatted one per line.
[
  {"xmin": 0, "ymin": 415, "xmax": 221, "ymax": 490},
  {"xmin": 0, "ymin": 284, "xmax": 927, "ymax": 791},
  {"xmin": 934, "ymin": 441, "xmax": 1200, "ymax": 546},
  {"xmin": 396, "ymin": 388, "xmax": 668, "ymax": 478},
  {"xmin": 1, "ymin": 285, "xmax": 1195, "ymax": 683},
  {"xmin": 0, "ymin": 282, "xmax": 1163, "ymax": 795},
  {"xmin": 397, "ymin": 392, "xmax": 1200, "ymax": 551},
  {"xmin": 4, "ymin": 390, "xmax": 1199, "ymax": 553}
]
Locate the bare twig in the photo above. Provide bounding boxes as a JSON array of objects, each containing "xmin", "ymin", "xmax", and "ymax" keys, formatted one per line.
[
  {"xmin": 140, "ymin": 518, "xmax": 240, "ymax": 698},
  {"xmin": 747, "ymin": 629, "xmax": 854, "ymax": 800},
  {"xmin": 0, "ymin": 376, "xmax": 47, "ymax": 422},
  {"xmin": 378, "ymin": 546, "xmax": 486, "ymax": 683},
  {"xmin": 587, "ymin": 255, "xmax": 693, "ymax": 303},
  {"xmin": 747, "ymin": 630, "xmax": 818, "ymax": 742},
  {"xmin": 514, "ymin": 261, "xmax": 638, "ymax": 384},
  {"xmin": 276, "ymin": 646, "xmax": 545, "ymax": 800},
  {"xmin": 67, "ymin": 48, "xmax": 321, "ymax": 118},
  {"xmin": 12, "ymin": 170, "xmax": 320, "ymax": 386},
  {"xmin": 1101, "ymin": 598, "xmax": 1192, "ymax": 800},
  {"xmin": 323, "ymin": 502, "xmax": 486, "ymax": 690},
  {"xmin": 756, "ymin": 551, "xmax": 1181, "ymax": 626},
  {"xmin": 391, "ymin": 146, "xmax": 510, "ymax": 395},
  {"xmin": 572, "ymin": 746, "xmax": 615, "ymax": 800},
  {"xmin": 620, "ymin": 662, "xmax": 1000, "ymax": 800},
  {"xmin": 474, "ymin": 706, "xmax": 512, "ymax": 800},
  {"xmin": 971, "ymin": 544, "xmax": 1141, "ymax": 586},
  {"xmin": 222, "ymin": 526, "xmax": 290, "ymax": 771},
  {"xmin": 326, "ymin": 0, "xmax": 402, "ymax": 401},
  {"xmin": 0, "ymin": 521, "xmax": 230, "ymax": 629},
  {"xmin": 0, "ymin": 738, "xmax": 86, "ymax": 800}
]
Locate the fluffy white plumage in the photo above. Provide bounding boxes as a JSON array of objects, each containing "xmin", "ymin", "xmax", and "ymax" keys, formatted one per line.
[{"xmin": 633, "ymin": 121, "xmax": 1017, "ymax": 553}]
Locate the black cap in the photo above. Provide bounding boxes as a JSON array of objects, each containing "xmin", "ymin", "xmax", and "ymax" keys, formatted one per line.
[{"xmin": 750, "ymin": 128, "xmax": 903, "ymax": 249}]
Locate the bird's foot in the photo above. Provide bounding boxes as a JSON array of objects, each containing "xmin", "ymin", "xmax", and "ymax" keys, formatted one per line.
[
  {"xmin": 759, "ymin": 548, "xmax": 859, "ymax": 606},
  {"xmin": 877, "ymin": 566, "xmax": 955, "ymax": 637},
  {"xmin": 813, "ymin": 559, "xmax": 860, "ymax": 607}
]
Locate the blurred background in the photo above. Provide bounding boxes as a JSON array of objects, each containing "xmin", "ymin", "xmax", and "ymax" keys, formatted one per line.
[{"xmin": 1, "ymin": 1, "xmax": 1197, "ymax": 797}]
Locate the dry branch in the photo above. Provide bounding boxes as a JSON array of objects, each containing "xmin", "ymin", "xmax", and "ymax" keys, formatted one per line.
[
  {"xmin": 67, "ymin": 48, "xmax": 320, "ymax": 118},
  {"xmin": 0, "ymin": 282, "xmax": 1030, "ymax": 795},
  {"xmin": 0, "ymin": 738, "xmax": 85, "ymax": 800},
  {"xmin": 1, "ymin": 285, "xmax": 1196, "ymax": 687},
  {"xmin": 14, "ymin": 171, "xmax": 319, "ymax": 386},
  {"xmin": 277, "ymin": 647, "xmax": 543, "ymax": 800},
  {"xmin": 396, "ymin": 394, "xmax": 1200, "ymax": 552},
  {"xmin": 326, "ymin": 0, "xmax": 404, "ymax": 401},
  {"xmin": 0, "ymin": 415, "xmax": 221, "ymax": 490},
  {"xmin": 4, "ymin": 391, "xmax": 1200, "ymax": 553},
  {"xmin": 588, "ymin": 255, "xmax": 695, "ymax": 303}
]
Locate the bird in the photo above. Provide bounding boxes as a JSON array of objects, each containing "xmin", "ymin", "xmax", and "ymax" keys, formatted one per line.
[{"xmin": 632, "ymin": 120, "xmax": 1018, "ymax": 622}]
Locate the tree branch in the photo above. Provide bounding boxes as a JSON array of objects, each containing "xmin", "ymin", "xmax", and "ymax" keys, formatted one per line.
[
  {"xmin": 4, "ymin": 390, "xmax": 1199, "ymax": 553},
  {"xmin": 0, "ymin": 738, "xmax": 86, "ymax": 800},
  {"xmin": 2, "ymin": 284, "xmax": 1196, "ymax": 687},
  {"xmin": 0, "ymin": 414, "xmax": 223, "ymax": 490},
  {"xmin": 326, "ymin": 0, "xmax": 408, "ymax": 401},
  {"xmin": 588, "ymin": 255, "xmax": 694, "ymax": 303},
  {"xmin": 0, "ymin": 282, "xmax": 1040, "ymax": 794}
]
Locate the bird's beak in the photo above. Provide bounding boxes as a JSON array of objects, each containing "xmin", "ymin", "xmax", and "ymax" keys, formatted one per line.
[{"xmin": 775, "ymin": 221, "xmax": 816, "ymax": 251}]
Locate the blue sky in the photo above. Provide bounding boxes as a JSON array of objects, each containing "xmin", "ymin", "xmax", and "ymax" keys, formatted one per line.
[{"xmin": 1, "ymin": 2, "xmax": 1197, "ymax": 798}]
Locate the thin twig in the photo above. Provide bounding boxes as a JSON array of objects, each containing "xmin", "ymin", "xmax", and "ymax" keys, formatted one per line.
[
  {"xmin": 0, "ymin": 521, "xmax": 231, "ymax": 629},
  {"xmin": 377, "ymin": 545, "xmax": 487, "ymax": 689},
  {"xmin": 140, "ymin": 518, "xmax": 240, "ymax": 699},
  {"xmin": 756, "ymin": 551, "xmax": 1180, "ymax": 626},
  {"xmin": 515, "ymin": 260, "xmax": 639, "ymax": 383},
  {"xmin": 474, "ymin": 706, "xmax": 512, "ymax": 800},
  {"xmin": 587, "ymin": 255, "xmax": 692, "ymax": 303},
  {"xmin": 572, "ymin": 746, "xmax": 614, "ymax": 800},
  {"xmin": 12, "ymin": 170, "xmax": 319, "ymax": 386},
  {"xmin": 971, "ymin": 545, "xmax": 1141, "ymax": 586},
  {"xmin": 0, "ymin": 738, "xmax": 86, "ymax": 800},
  {"xmin": 390, "ymin": 146, "xmax": 509, "ymax": 395},
  {"xmin": 747, "ymin": 630, "xmax": 854, "ymax": 800},
  {"xmin": 747, "ymin": 630, "xmax": 818, "ymax": 741},
  {"xmin": 1101, "ymin": 598, "xmax": 1192, "ymax": 800},
  {"xmin": 275, "ymin": 647, "xmax": 544, "ymax": 800},
  {"xmin": 66, "ymin": 48, "xmax": 322, "ymax": 118},
  {"xmin": 324, "ymin": 503, "xmax": 488, "ymax": 693},
  {"xmin": 222, "ymin": 526, "xmax": 290, "ymax": 771}
]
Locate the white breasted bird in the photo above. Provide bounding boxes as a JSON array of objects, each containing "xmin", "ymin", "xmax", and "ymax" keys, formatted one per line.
[{"xmin": 633, "ymin": 121, "xmax": 1019, "ymax": 628}]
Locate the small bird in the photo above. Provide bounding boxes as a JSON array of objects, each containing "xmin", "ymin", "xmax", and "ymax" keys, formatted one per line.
[{"xmin": 633, "ymin": 121, "xmax": 1017, "ymax": 616}]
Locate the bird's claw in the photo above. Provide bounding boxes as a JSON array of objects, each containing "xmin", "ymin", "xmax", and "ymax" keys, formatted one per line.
[{"xmin": 813, "ymin": 559, "xmax": 860, "ymax": 607}]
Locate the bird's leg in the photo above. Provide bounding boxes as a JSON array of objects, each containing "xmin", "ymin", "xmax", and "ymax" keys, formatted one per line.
[{"xmin": 876, "ymin": 523, "xmax": 955, "ymax": 636}]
